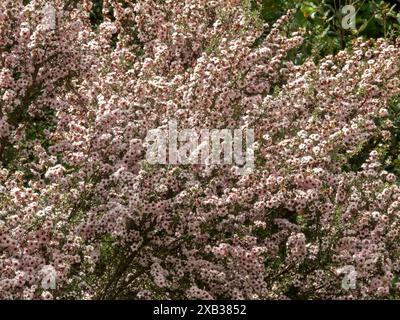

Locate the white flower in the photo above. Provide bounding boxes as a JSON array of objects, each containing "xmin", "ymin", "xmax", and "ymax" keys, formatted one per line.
[{"xmin": 301, "ymin": 156, "xmax": 313, "ymax": 164}]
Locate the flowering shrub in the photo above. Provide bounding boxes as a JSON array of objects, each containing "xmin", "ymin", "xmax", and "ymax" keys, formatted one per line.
[{"xmin": 1, "ymin": 0, "xmax": 400, "ymax": 300}]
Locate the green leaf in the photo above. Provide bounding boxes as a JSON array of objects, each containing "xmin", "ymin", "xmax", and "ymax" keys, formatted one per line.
[
  {"xmin": 358, "ymin": 19, "xmax": 370, "ymax": 33},
  {"xmin": 301, "ymin": 3, "xmax": 317, "ymax": 18}
]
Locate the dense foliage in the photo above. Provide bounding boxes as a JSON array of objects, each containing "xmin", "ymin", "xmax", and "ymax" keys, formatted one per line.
[{"xmin": 1, "ymin": 0, "xmax": 400, "ymax": 300}]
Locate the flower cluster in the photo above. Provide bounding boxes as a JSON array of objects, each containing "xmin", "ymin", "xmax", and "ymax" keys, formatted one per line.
[{"xmin": 1, "ymin": 0, "xmax": 400, "ymax": 300}]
